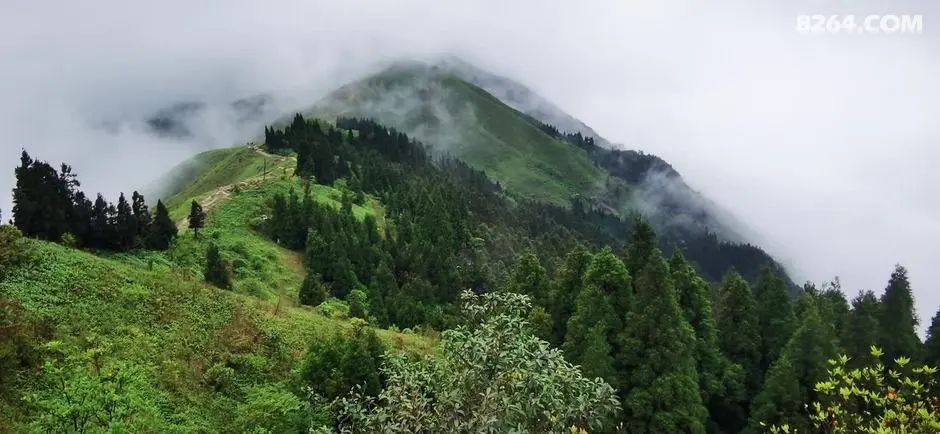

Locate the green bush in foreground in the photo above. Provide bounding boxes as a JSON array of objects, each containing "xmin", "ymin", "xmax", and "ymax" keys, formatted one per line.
[
  {"xmin": 334, "ymin": 290, "xmax": 619, "ymax": 433},
  {"xmin": 768, "ymin": 347, "xmax": 940, "ymax": 433}
]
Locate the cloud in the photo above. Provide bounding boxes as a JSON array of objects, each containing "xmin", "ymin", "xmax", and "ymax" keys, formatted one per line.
[{"xmin": 1, "ymin": 0, "xmax": 938, "ymax": 330}]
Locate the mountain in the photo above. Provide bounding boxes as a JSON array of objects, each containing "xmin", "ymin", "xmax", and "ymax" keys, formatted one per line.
[{"xmin": 308, "ymin": 59, "xmax": 778, "ymax": 283}]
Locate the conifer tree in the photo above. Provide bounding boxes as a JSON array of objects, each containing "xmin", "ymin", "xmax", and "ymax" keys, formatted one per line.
[
  {"xmin": 188, "ymin": 200, "xmax": 206, "ymax": 238},
  {"xmin": 204, "ymin": 243, "xmax": 231, "ymax": 289},
  {"xmin": 131, "ymin": 191, "xmax": 150, "ymax": 238},
  {"xmin": 753, "ymin": 267, "xmax": 796, "ymax": 375},
  {"xmin": 114, "ymin": 193, "xmax": 136, "ymax": 250},
  {"xmin": 714, "ymin": 269, "xmax": 762, "ymax": 432},
  {"xmin": 582, "ymin": 246, "xmax": 631, "ymax": 327},
  {"xmin": 506, "ymin": 250, "xmax": 549, "ymax": 307},
  {"xmin": 670, "ymin": 253, "xmax": 742, "ymax": 416},
  {"xmin": 624, "ymin": 217, "xmax": 656, "ymax": 275},
  {"xmin": 619, "ymin": 249, "xmax": 706, "ymax": 434},
  {"xmin": 716, "ymin": 270, "xmax": 762, "ymax": 394},
  {"xmin": 299, "ymin": 272, "xmax": 328, "ymax": 306},
  {"xmin": 146, "ymin": 200, "xmax": 177, "ymax": 250},
  {"xmin": 549, "ymin": 244, "xmax": 592, "ymax": 345},
  {"xmin": 878, "ymin": 265, "xmax": 922, "ymax": 363},
  {"xmin": 564, "ymin": 284, "xmax": 618, "ymax": 387},
  {"xmin": 745, "ymin": 295, "xmax": 839, "ymax": 433},
  {"xmin": 924, "ymin": 308, "xmax": 940, "ymax": 367},
  {"xmin": 89, "ymin": 194, "xmax": 113, "ymax": 249},
  {"xmin": 843, "ymin": 290, "xmax": 881, "ymax": 367}
]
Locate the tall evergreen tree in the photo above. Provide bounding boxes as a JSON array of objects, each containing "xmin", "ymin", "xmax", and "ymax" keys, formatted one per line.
[
  {"xmin": 549, "ymin": 244, "xmax": 592, "ymax": 345},
  {"xmin": 670, "ymin": 252, "xmax": 743, "ymax": 428},
  {"xmin": 714, "ymin": 269, "xmax": 762, "ymax": 433},
  {"xmin": 878, "ymin": 265, "xmax": 922, "ymax": 363},
  {"xmin": 618, "ymin": 249, "xmax": 706, "ymax": 434},
  {"xmin": 114, "ymin": 193, "xmax": 136, "ymax": 250},
  {"xmin": 582, "ymin": 246, "xmax": 632, "ymax": 326},
  {"xmin": 204, "ymin": 243, "xmax": 231, "ymax": 289},
  {"xmin": 89, "ymin": 194, "xmax": 113, "ymax": 249},
  {"xmin": 563, "ymin": 284, "xmax": 618, "ymax": 387},
  {"xmin": 131, "ymin": 191, "xmax": 151, "ymax": 238},
  {"xmin": 922, "ymin": 308, "xmax": 940, "ymax": 367},
  {"xmin": 624, "ymin": 216, "xmax": 656, "ymax": 275},
  {"xmin": 146, "ymin": 200, "xmax": 177, "ymax": 250},
  {"xmin": 506, "ymin": 250, "xmax": 549, "ymax": 307},
  {"xmin": 842, "ymin": 290, "xmax": 881, "ymax": 368},
  {"xmin": 188, "ymin": 200, "xmax": 206, "ymax": 238},
  {"xmin": 745, "ymin": 295, "xmax": 839, "ymax": 433},
  {"xmin": 753, "ymin": 267, "xmax": 796, "ymax": 376}
]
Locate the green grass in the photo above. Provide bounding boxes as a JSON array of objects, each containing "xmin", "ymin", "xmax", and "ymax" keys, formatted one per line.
[
  {"xmin": 311, "ymin": 66, "xmax": 605, "ymax": 206},
  {"xmin": 0, "ymin": 145, "xmax": 427, "ymax": 431}
]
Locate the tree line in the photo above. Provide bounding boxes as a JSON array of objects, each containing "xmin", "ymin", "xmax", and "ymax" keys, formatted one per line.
[
  {"xmin": 10, "ymin": 151, "xmax": 177, "ymax": 251},
  {"xmin": 260, "ymin": 114, "xmax": 937, "ymax": 432}
]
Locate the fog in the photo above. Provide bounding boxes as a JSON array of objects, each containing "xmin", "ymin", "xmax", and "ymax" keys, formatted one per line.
[{"xmin": 2, "ymin": 0, "xmax": 938, "ymax": 330}]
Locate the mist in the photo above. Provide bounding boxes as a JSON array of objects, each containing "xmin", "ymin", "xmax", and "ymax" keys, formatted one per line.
[{"xmin": 2, "ymin": 0, "xmax": 938, "ymax": 330}]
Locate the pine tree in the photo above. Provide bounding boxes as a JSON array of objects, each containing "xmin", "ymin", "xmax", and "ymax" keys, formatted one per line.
[
  {"xmin": 204, "ymin": 243, "xmax": 231, "ymax": 289},
  {"xmin": 114, "ymin": 193, "xmax": 136, "ymax": 251},
  {"xmin": 843, "ymin": 290, "xmax": 881, "ymax": 368},
  {"xmin": 922, "ymin": 308, "xmax": 940, "ymax": 367},
  {"xmin": 299, "ymin": 272, "xmax": 328, "ymax": 306},
  {"xmin": 549, "ymin": 244, "xmax": 592, "ymax": 345},
  {"xmin": 878, "ymin": 265, "xmax": 922, "ymax": 363},
  {"xmin": 188, "ymin": 200, "xmax": 206, "ymax": 238},
  {"xmin": 618, "ymin": 249, "xmax": 706, "ymax": 434},
  {"xmin": 563, "ymin": 284, "xmax": 618, "ymax": 387},
  {"xmin": 745, "ymin": 295, "xmax": 839, "ymax": 433},
  {"xmin": 506, "ymin": 250, "xmax": 549, "ymax": 307},
  {"xmin": 582, "ymin": 246, "xmax": 631, "ymax": 328},
  {"xmin": 670, "ymin": 253, "xmax": 742, "ymax": 419},
  {"xmin": 716, "ymin": 270, "xmax": 762, "ymax": 394},
  {"xmin": 89, "ymin": 194, "xmax": 113, "ymax": 249},
  {"xmin": 714, "ymin": 269, "xmax": 762, "ymax": 433},
  {"xmin": 146, "ymin": 200, "xmax": 177, "ymax": 250},
  {"xmin": 624, "ymin": 216, "xmax": 656, "ymax": 275},
  {"xmin": 753, "ymin": 267, "xmax": 796, "ymax": 376},
  {"xmin": 131, "ymin": 191, "xmax": 151, "ymax": 239}
]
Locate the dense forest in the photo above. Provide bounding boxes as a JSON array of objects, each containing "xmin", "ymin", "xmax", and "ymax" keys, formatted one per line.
[{"xmin": 1, "ymin": 114, "xmax": 938, "ymax": 432}]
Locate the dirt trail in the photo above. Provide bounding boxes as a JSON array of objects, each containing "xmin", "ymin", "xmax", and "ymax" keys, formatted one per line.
[{"xmin": 175, "ymin": 146, "xmax": 293, "ymax": 230}]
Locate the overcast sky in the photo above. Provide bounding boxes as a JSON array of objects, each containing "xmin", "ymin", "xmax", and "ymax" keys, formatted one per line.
[{"xmin": 2, "ymin": 0, "xmax": 938, "ymax": 330}]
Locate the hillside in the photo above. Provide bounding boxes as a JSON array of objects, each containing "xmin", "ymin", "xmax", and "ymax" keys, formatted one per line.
[{"xmin": 0, "ymin": 145, "xmax": 430, "ymax": 431}]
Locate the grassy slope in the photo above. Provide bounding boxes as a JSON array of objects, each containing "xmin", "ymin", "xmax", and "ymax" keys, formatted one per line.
[
  {"xmin": 312, "ymin": 67, "xmax": 605, "ymax": 206},
  {"xmin": 0, "ymin": 145, "xmax": 427, "ymax": 431}
]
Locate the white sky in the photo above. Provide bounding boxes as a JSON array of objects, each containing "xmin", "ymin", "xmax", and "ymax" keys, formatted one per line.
[{"xmin": 1, "ymin": 0, "xmax": 938, "ymax": 330}]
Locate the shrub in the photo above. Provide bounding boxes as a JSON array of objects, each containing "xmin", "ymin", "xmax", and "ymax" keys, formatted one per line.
[{"xmin": 0, "ymin": 225, "xmax": 27, "ymax": 277}]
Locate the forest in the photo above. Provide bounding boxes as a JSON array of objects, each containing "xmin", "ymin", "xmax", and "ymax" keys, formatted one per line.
[{"xmin": 1, "ymin": 114, "xmax": 938, "ymax": 432}]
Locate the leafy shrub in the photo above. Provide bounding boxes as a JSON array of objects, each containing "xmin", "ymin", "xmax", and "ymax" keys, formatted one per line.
[
  {"xmin": 0, "ymin": 225, "xmax": 27, "ymax": 277},
  {"xmin": 233, "ymin": 385, "xmax": 308, "ymax": 433},
  {"xmin": 768, "ymin": 346, "xmax": 940, "ymax": 433},
  {"xmin": 335, "ymin": 290, "xmax": 620, "ymax": 433},
  {"xmin": 299, "ymin": 323, "xmax": 385, "ymax": 401}
]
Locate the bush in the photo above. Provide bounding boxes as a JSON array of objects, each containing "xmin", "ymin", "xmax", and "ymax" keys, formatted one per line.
[
  {"xmin": 768, "ymin": 346, "xmax": 940, "ymax": 433},
  {"xmin": 0, "ymin": 225, "xmax": 27, "ymax": 277},
  {"xmin": 335, "ymin": 291, "xmax": 620, "ymax": 433},
  {"xmin": 299, "ymin": 325, "xmax": 385, "ymax": 401}
]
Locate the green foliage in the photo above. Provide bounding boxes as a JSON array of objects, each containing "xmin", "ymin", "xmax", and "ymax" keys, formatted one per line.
[
  {"xmin": 299, "ymin": 323, "xmax": 385, "ymax": 400},
  {"xmin": 564, "ymin": 283, "xmax": 618, "ymax": 386},
  {"xmin": 506, "ymin": 249, "xmax": 550, "ymax": 307},
  {"xmin": 346, "ymin": 289, "xmax": 369, "ymax": 320},
  {"xmin": 205, "ymin": 242, "xmax": 232, "ymax": 289},
  {"xmin": 336, "ymin": 290, "xmax": 619, "ymax": 433},
  {"xmin": 24, "ymin": 340, "xmax": 169, "ymax": 432},
  {"xmin": 844, "ymin": 291, "xmax": 882, "ymax": 368},
  {"xmin": 618, "ymin": 249, "xmax": 707, "ymax": 434},
  {"xmin": 0, "ymin": 225, "xmax": 27, "ymax": 277},
  {"xmin": 549, "ymin": 244, "xmax": 592, "ymax": 345},
  {"xmin": 770, "ymin": 347, "xmax": 940, "ymax": 433},
  {"xmin": 717, "ymin": 270, "xmax": 763, "ymax": 396},
  {"xmin": 234, "ymin": 384, "xmax": 309, "ymax": 433},
  {"xmin": 188, "ymin": 200, "xmax": 206, "ymax": 237},
  {"xmin": 746, "ymin": 295, "xmax": 839, "ymax": 433},
  {"xmin": 878, "ymin": 265, "xmax": 922, "ymax": 364},
  {"xmin": 671, "ymin": 253, "xmax": 743, "ymax": 412},
  {"xmin": 924, "ymin": 309, "xmax": 940, "ymax": 368},
  {"xmin": 754, "ymin": 267, "xmax": 797, "ymax": 376}
]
